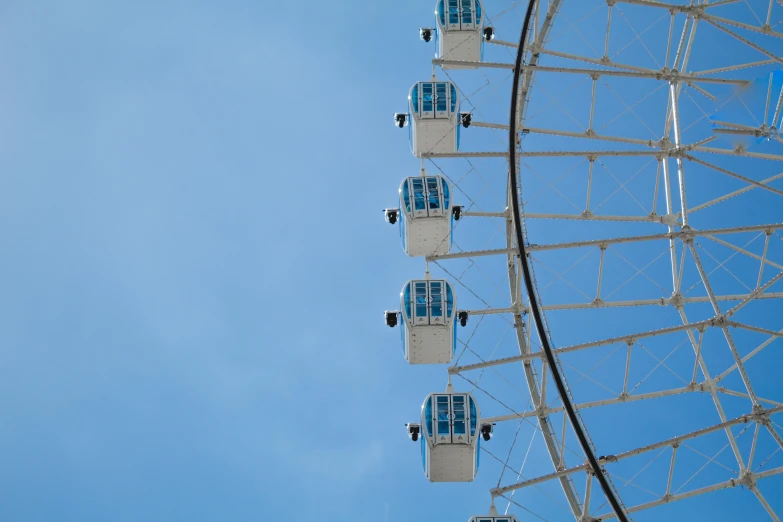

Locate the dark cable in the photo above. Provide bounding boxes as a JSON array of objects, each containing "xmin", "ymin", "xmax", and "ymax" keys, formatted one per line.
[{"xmin": 508, "ymin": 3, "xmax": 629, "ymax": 521}]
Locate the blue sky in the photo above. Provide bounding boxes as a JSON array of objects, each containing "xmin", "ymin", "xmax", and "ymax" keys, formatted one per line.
[
  {"xmin": 0, "ymin": 1, "xmax": 781, "ymax": 521},
  {"xmin": 0, "ymin": 1, "xmax": 426, "ymax": 520}
]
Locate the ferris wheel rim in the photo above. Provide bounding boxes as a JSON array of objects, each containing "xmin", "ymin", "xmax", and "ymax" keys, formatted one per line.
[
  {"xmin": 506, "ymin": 1, "xmax": 630, "ymax": 520},
  {"xmin": 426, "ymin": 0, "xmax": 783, "ymax": 520}
]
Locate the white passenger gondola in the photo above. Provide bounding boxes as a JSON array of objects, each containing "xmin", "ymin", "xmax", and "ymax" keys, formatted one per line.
[
  {"xmin": 468, "ymin": 512, "xmax": 519, "ymax": 522},
  {"xmin": 406, "ymin": 389, "xmax": 493, "ymax": 482},
  {"xmin": 420, "ymin": 0, "xmax": 494, "ymax": 69},
  {"xmin": 393, "ymin": 80, "xmax": 470, "ymax": 157},
  {"xmin": 384, "ymin": 173, "xmax": 462, "ymax": 257},
  {"xmin": 385, "ymin": 278, "xmax": 469, "ymax": 364}
]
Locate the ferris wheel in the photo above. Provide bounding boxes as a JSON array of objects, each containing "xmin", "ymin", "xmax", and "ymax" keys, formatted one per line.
[{"xmin": 384, "ymin": 0, "xmax": 783, "ymax": 521}]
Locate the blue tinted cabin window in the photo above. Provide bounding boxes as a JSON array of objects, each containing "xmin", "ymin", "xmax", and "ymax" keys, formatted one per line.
[
  {"xmin": 422, "ymin": 83, "xmax": 434, "ymax": 112},
  {"xmin": 453, "ymin": 395, "xmax": 466, "ymax": 435},
  {"xmin": 450, "ymin": 84, "xmax": 457, "ymax": 112},
  {"xmin": 426, "ymin": 177, "xmax": 441, "ymax": 210},
  {"xmin": 415, "ymin": 282, "xmax": 428, "ymax": 318},
  {"xmin": 443, "ymin": 180, "xmax": 450, "ymax": 209},
  {"xmin": 436, "ymin": 83, "xmax": 447, "ymax": 112},
  {"xmin": 412, "ymin": 178, "xmax": 426, "ymax": 211},
  {"xmin": 437, "ymin": 0, "xmax": 445, "ymax": 25},
  {"xmin": 437, "ymin": 396, "xmax": 450, "ymax": 434},
  {"xmin": 470, "ymin": 396, "xmax": 477, "ymax": 435},
  {"xmin": 430, "ymin": 282, "xmax": 443, "ymax": 318},
  {"xmin": 411, "ymin": 85, "xmax": 419, "ymax": 114},
  {"xmin": 448, "ymin": 0, "xmax": 459, "ymax": 24},
  {"xmin": 475, "ymin": 0, "xmax": 482, "ymax": 21},
  {"xmin": 401, "ymin": 180, "xmax": 411, "ymax": 212},
  {"xmin": 403, "ymin": 283, "xmax": 412, "ymax": 319},
  {"xmin": 400, "ymin": 318, "xmax": 405, "ymax": 355},
  {"xmin": 408, "ymin": 112, "xmax": 413, "ymax": 147},
  {"xmin": 400, "ymin": 209, "xmax": 406, "ymax": 250},
  {"xmin": 476, "ymin": 436, "xmax": 480, "ymax": 470},
  {"xmin": 425, "ymin": 397, "xmax": 433, "ymax": 436},
  {"xmin": 421, "ymin": 436, "xmax": 427, "ymax": 471},
  {"xmin": 446, "ymin": 283, "xmax": 454, "ymax": 316}
]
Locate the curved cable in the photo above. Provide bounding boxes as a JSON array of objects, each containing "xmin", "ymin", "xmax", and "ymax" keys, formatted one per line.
[{"xmin": 507, "ymin": 2, "xmax": 629, "ymax": 521}]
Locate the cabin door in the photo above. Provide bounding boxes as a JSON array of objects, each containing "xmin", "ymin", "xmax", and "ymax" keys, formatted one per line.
[
  {"xmin": 433, "ymin": 394, "xmax": 470, "ymax": 444},
  {"xmin": 451, "ymin": 394, "xmax": 469, "ymax": 443},
  {"xmin": 445, "ymin": 0, "xmax": 461, "ymax": 31},
  {"xmin": 434, "ymin": 395, "xmax": 452, "ymax": 443},
  {"xmin": 446, "ymin": 0, "xmax": 477, "ymax": 31},
  {"xmin": 460, "ymin": 0, "xmax": 477, "ymax": 30},
  {"xmin": 428, "ymin": 281, "xmax": 445, "ymax": 325},
  {"xmin": 419, "ymin": 83, "xmax": 435, "ymax": 119},
  {"xmin": 412, "ymin": 281, "xmax": 430, "ymax": 326},
  {"xmin": 410, "ymin": 178, "xmax": 428, "ymax": 219},
  {"xmin": 434, "ymin": 83, "xmax": 450, "ymax": 119},
  {"xmin": 425, "ymin": 177, "xmax": 445, "ymax": 217}
]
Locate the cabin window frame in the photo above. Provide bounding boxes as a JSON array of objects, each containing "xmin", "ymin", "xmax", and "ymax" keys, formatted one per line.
[
  {"xmin": 400, "ymin": 176, "xmax": 452, "ymax": 220},
  {"xmin": 410, "ymin": 82, "xmax": 455, "ymax": 120},
  {"xmin": 438, "ymin": 0, "xmax": 481, "ymax": 31},
  {"xmin": 429, "ymin": 394, "xmax": 472, "ymax": 445}
]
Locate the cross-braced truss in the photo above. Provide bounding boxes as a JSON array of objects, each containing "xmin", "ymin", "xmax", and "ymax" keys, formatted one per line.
[{"xmin": 419, "ymin": 0, "xmax": 783, "ymax": 520}]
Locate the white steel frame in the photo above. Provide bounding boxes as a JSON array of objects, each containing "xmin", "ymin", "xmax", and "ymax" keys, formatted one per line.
[{"xmin": 418, "ymin": 0, "xmax": 783, "ymax": 520}]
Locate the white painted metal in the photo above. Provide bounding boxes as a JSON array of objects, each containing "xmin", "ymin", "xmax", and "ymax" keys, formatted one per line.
[
  {"xmin": 403, "ymin": 215, "xmax": 451, "ymax": 257},
  {"xmin": 439, "ymin": 32, "xmax": 483, "ymax": 69},
  {"xmin": 400, "ymin": 279, "xmax": 456, "ymax": 364},
  {"xmin": 408, "ymin": 81, "xmax": 461, "ymax": 157},
  {"xmin": 399, "ymin": 175, "xmax": 453, "ymax": 257},
  {"xmin": 468, "ymin": 515, "xmax": 519, "ymax": 522},
  {"xmin": 392, "ymin": 0, "xmax": 783, "ymax": 519},
  {"xmin": 433, "ymin": 0, "xmax": 486, "ymax": 68},
  {"xmin": 419, "ymin": 392, "xmax": 481, "ymax": 482}
]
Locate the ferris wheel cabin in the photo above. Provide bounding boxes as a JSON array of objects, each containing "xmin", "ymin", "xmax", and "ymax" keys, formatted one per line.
[
  {"xmin": 468, "ymin": 516, "xmax": 519, "ymax": 522},
  {"xmin": 385, "ymin": 174, "xmax": 462, "ymax": 257},
  {"xmin": 399, "ymin": 279, "xmax": 457, "ymax": 364},
  {"xmin": 394, "ymin": 81, "xmax": 470, "ymax": 157},
  {"xmin": 420, "ymin": 0, "xmax": 493, "ymax": 69},
  {"xmin": 406, "ymin": 392, "xmax": 493, "ymax": 482}
]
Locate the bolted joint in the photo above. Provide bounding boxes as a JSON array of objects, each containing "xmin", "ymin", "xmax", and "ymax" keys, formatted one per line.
[
  {"xmin": 659, "ymin": 213, "xmax": 679, "ymax": 226},
  {"xmin": 678, "ymin": 226, "xmax": 695, "ymax": 244},
  {"xmin": 737, "ymin": 469, "xmax": 756, "ymax": 488}
]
